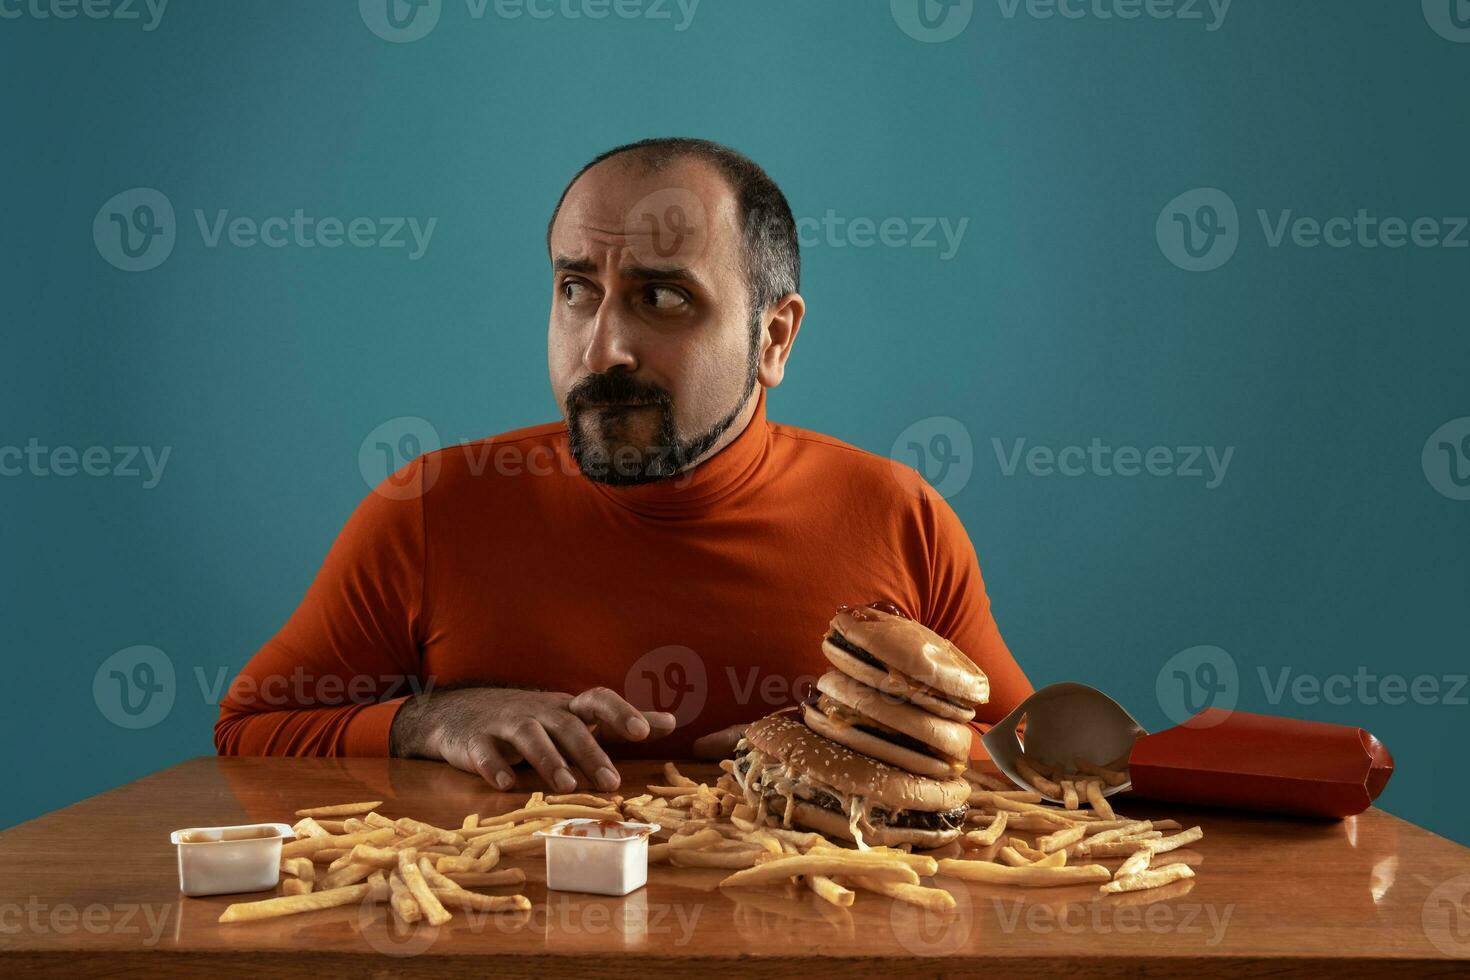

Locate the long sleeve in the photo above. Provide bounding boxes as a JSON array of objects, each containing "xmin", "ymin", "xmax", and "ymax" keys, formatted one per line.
[
  {"xmin": 214, "ymin": 459, "xmax": 427, "ymax": 756},
  {"xmin": 915, "ymin": 484, "xmax": 1033, "ymax": 728}
]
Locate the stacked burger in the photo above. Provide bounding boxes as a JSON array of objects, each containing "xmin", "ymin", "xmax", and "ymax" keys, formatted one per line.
[{"xmin": 730, "ymin": 602, "xmax": 990, "ymax": 849}]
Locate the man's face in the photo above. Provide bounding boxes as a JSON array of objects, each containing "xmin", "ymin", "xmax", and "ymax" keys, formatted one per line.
[{"xmin": 548, "ymin": 156, "xmax": 758, "ymax": 485}]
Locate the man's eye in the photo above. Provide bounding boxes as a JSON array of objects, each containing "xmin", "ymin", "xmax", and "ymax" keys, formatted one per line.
[
  {"xmin": 644, "ymin": 285, "xmax": 688, "ymax": 310},
  {"xmin": 562, "ymin": 280, "xmax": 590, "ymax": 305}
]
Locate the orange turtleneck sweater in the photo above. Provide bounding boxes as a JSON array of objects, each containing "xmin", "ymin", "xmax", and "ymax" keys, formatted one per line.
[{"xmin": 215, "ymin": 391, "xmax": 1032, "ymax": 759}]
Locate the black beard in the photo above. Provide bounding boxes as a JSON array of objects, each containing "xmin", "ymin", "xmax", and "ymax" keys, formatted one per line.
[{"xmin": 565, "ymin": 326, "xmax": 760, "ymax": 487}]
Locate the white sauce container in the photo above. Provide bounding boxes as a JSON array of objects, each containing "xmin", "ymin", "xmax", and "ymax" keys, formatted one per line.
[
  {"xmin": 534, "ymin": 818, "xmax": 660, "ymax": 897},
  {"xmin": 169, "ymin": 823, "xmax": 295, "ymax": 897}
]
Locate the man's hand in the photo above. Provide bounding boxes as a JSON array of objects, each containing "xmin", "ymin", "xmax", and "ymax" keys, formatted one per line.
[
  {"xmin": 390, "ymin": 686, "xmax": 675, "ymax": 793},
  {"xmin": 691, "ymin": 723, "xmax": 748, "ymax": 761}
]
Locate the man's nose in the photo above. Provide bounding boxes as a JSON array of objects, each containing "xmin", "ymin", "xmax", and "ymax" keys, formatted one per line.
[{"xmin": 581, "ymin": 301, "xmax": 639, "ymax": 375}]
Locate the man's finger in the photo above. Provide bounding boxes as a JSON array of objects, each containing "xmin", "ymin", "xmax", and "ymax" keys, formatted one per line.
[
  {"xmin": 499, "ymin": 718, "xmax": 576, "ymax": 794},
  {"xmin": 568, "ymin": 686, "xmax": 660, "ymax": 742},
  {"xmin": 545, "ymin": 715, "xmax": 621, "ymax": 793},
  {"xmin": 691, "ymin": 723, "xmax": 748, "ymax": 760},
  {"xmin": 642, "ymin": 711, "xmax": 677, "ymax": 739},
  {"xmin": 466, "ymin": 734, "xmax": 516, "ymax": 791}
]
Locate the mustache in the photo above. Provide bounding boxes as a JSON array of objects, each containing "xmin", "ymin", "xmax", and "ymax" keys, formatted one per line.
[{"xmin": 565, "ymin": 372, "xmax": 672, "ymax": 411}]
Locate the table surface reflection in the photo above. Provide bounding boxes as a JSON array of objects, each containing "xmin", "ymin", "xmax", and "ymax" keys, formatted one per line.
[{"xmin": 1, "ymin": 756, "xmax": 1467, "ymax": 977}]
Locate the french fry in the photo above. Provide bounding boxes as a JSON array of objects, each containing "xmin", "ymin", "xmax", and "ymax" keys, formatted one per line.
[
  {"xmin": 279, "ymin": 857, "xmax": 314, "ymax": 880},
  {"xmin": 1013, "ymin": 757, "xmax": 1062, "ymax": 798},
  {"xmin": 663, "ymin": 763, "xmax": 698, "ymax": 787},
  {"xmin": 805, "ymin": 875, "xmax": 854, "ymax": 907},
  {"xmin": 543, "ymin": 793, "xmax": 621, "ymax": 808},
  {"xmin": 1083, "ymin": 780, "xmax": 1115, "ymax": 820},
  {"xmin": 963, "ymin": 811, "xmax": 1008, "ymax": 848},
  {"xmin": 446, "ymin": 869, "xmax": 526, "ymax": 888},
  {"xmin": 937, "ymin": 858, "xmax": 1110, "ymax": 887},
  {"xmin": 431, "ymin": 889, "xmax": 531, "ymax": 913},
  {"xmin": 1115, "ymin": 849, "xmax": 1153, "ymax": 878},
  {"xmin": 1006, "ymin": 837, "xmax": 1048, "ymax": 862},
  {"xmin": 315, "ymin": 819, "xmax": 349, "ymax": 834},
  {"xmin": 292, "ymin": 817, "xmax": 330, "ymax": 839},
  {"xmin": 1077, "ymin": 759, "xmax": 1129, "ymax": 787},
  {"xmin": 218, "ymin": 878, "xmax": 388, "ymax": 923},
  {"xmin": 648, "ymin": 842, "xmax": 671, "ymax": 864},
  {"xmin": 321, "ymin": 861, "xmax": 376, "ymax": 891},
  {"xmin": 294, "ymin": 801, "xmax": 383, "ymax": 819},
  {"xmin": 280, "ymin": 877, "xmax": 313, "ymax": 896},
  {"xmin": 1061, "ymin": 780, "xmax": 1079, "ymax": 810},
  {"xmin": 394, "ymin": 817, "xmax": 466, "ymax": 849},
  {"xmin": 396, "ymin": 849, "xmax": 451, "ymax": 926},
  {"xmin": 479, "ymin": 804, "xmax": 619, "ymax": 826},
  {"xmin": 845, "ymin": 875, "xmax": 956, "ymax": 913},
  {"xmin": 1078, "ymin": 826, "xmax": 1203, "ymax": 858},
  {"xmin": 1038, "ymin": 824, "xmax": 1087, "ymax": 854},
  {"xmin": 436, "ymin": 843, "xmax": 501, "ymax": 874},
  {"xmin": 461, "ymin": 818, "xmax": 556, "ymax": 842},
  {"xmin": 497, "ymin": 836, "xmax": 546, "ymax": 856},
  {"xmin": 1100, "ymin": 862, "xmax": 1194, "ymax": 894},
  {"xmin": 363, "ymin": 812, "xmax": 395, "ymax": 830},
  {"xmin": 280, "ymin": 827, "xmax": 393, "ymax": 860},
  {"xmin": 461, "ymin": 814, "xmax": 478, "ymax": 832},
  {"xmin": 310, "ymin": 848, "xmax": 347, "ymax": 864},
  {"xmin": 388, "ymin": 870, "xmax": 421, "ymax": 925},
  {"xmin": 721, "ymin": 854, "xmax": 919, "ymax": 889},
  {"xmin": 669, "ymin": 829, "xmax": 725, "ymax": 850},
  {"xmin": 806, "ymin": 842, "xmax": 939, "ymax": 875},
  {"xmin": 963, "ymin": 769, "xmax": 1016, "ymax": 792},
  {"xmin": 969, "ymin": 792, "xmax": 1074, "ymax": 822},
  {"xmin": 670, "ymin": 849, "xmax": 761, "ymax": 870},
  {"xmin": 1077, "ymin": 821, "xmax": 1154, "ymax": 847},
  {"xmin": 342, "ymin": 817, "xmax": 370, "ymax": 834},
  {"xmin": 998, "ymin": 846, "xmax": 1033, "ymax": 868}
]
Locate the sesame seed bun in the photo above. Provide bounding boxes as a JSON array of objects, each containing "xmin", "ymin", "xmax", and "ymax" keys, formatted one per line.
[{"xmin": 743, "ymin": 709, "xmax": 971, "ymax": 813}]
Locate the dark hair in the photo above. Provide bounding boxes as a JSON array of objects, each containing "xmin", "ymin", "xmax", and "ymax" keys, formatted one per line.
[{"xmin": 547, "ymin": 137, "xmax": 801, "ymax": 317}]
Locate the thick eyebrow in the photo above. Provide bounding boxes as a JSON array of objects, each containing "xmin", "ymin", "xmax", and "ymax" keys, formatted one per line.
[{"xmin": 553, "ymin": 255, "xmax": 705, "ymax": 288}]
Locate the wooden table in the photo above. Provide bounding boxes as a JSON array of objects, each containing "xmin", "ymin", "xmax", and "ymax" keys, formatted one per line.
[{"xmin": 1, "ymin": 757, "xmax": 1468, "ymax": 977}]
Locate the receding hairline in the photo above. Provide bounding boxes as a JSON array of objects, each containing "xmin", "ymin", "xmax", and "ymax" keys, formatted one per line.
[{"xmin": 546, "ymin": 148, "xmax": 734, "ymax": 250}]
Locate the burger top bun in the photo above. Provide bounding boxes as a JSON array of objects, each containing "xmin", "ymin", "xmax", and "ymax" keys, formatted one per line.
[
  {"xmin": 743, "ymin": 709, "xmax": 971, "ymax": 813},
  {"xmin": 828, "ymin": 602, "xmax": 989, "ymax": 707}
]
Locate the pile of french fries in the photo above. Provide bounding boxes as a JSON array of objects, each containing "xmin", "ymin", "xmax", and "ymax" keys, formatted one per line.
[
  {"xmin": 216, "ymin": 755, "xmax": 1204, "ymax": 925},
  {"xmin": 217, "ymin": 793, "xmax": 620, "ymax": 925},
  {"xmin": 955, "ymin": 751, "xmax": 1205, "ymax": 895}
]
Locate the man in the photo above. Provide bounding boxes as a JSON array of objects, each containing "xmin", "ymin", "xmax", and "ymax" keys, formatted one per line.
[{"xmin": 216, "ymin": 137, "xmax": 1032, "ymax": 793}]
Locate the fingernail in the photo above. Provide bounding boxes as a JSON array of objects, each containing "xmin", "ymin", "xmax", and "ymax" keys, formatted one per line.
[
  {"xmin": 596, "ymin": 767, "xmax": 620, "ymax": 791},
  {"xmin": 495, "ymin": 771, "xmax": 514, "ymax": 790},
  {"xmin": 553, "ymin": 768, "xmax": 576, "ymax": 793},
  {"xmin": 628, "ymin": 717, "xmax": 650, "ymax": 739}
]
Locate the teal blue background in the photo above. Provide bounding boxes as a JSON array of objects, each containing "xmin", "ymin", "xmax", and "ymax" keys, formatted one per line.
[{"xmin": 2, "ymin": 2, "xmax": 1467, "ymax": 847}]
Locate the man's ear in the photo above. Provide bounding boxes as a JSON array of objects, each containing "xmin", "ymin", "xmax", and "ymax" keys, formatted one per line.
[{"xmin": 756, "ymin": 292, "xmax": 805, "ymax": 389}]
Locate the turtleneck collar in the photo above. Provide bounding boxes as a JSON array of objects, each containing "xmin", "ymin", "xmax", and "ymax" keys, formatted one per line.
[{"xmin": 560, "ymin": 388, "xmax": 773, "ymax": 520}]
